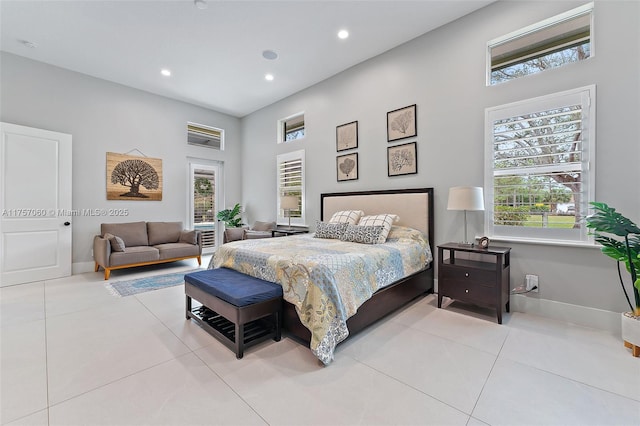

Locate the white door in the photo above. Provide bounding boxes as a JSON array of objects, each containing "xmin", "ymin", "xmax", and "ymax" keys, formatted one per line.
[{"xmin": 0, "ymin": 122, "xmax": 72, "ymax": 286}]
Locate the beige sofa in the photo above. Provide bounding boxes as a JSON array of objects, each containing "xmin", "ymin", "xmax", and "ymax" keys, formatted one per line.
[{"xmin": 94, "ymin": 221, "xmax": 202, "ymax": 280}]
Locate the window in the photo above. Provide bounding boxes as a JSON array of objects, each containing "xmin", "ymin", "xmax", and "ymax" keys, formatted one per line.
[
  {"xmin": 277, "ymin": 112, "xmax": 305, "ymax": 143},
  {"xmin": 485, "ymin": 85, "xmax": 595, "ymax": 243},
  {"xmin": 187, "ymin": 122, "xmax": 224, "ymax": 150},
  {"xmin": 188, "ymin": 161, "xmax": 221, "ymax": 253},
  {"xmin": 277, "ymin": 150, "xmax": 305, "ymax": 226},
  {"xmin": 488, "ymin": 3, "xmax": 593, "ymax": 85}
]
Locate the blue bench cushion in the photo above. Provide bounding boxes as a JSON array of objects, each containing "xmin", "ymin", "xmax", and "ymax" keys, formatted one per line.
[{"xmin": 184, "ymin": 268, "xmax": 282, "ymax": 307}]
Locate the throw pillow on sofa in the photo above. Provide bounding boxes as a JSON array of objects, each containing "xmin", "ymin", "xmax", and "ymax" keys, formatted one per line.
[
  {"xmin": 179, "ymin": 230, "xmax": 197, "ymax": 245},
  {"xmin": 103, "ymin": 232, "xmax": 126, "ymax": 252}
]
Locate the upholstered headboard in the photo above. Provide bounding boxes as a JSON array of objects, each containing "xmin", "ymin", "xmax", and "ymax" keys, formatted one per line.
[{"xmin": 320, "ymin": 188, "xmax": 434, "ymax": 249}]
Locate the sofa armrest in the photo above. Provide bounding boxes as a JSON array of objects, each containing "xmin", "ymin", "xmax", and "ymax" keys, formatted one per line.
[
  {"xmin": 93, "ymin": 235, "xmax": 111, "ymax": 267},
  {"xmin": 195, "ymin": 230, "xmax": 203, "ymax": 254}
]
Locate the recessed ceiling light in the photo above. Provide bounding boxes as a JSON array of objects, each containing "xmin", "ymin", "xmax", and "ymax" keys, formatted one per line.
[
  {"xmin": 262, "ymin": 50, "xmax": 278, "ymax": 60},
  {"xmin": 265, "ymin": 74, "xmax": 274, "ymax": 81},
  {"xmin": 337, "ymin": 29, "xmax": 349, "ymax": 40},
  {"xmin": 194, "ymin": 0, "xmax": 207, "ymax": 10},
  {"xmin": 18, "ymin": 39, "xmax": 37, "ymax": 49},
  {"xmin": 161, "ymin": 69, "xmax": 171, "ymax": 77}
]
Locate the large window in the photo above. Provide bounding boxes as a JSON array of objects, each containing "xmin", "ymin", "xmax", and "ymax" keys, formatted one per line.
[
  {"xmin": 488, "ymin": 3, "xmax": 593, "ymax": 85},
  {"xmin": 485, "ymin": 86, "xmax": 595, "ymax": 243},
  {"xmin": 277, "ymin": 150, "xmax": 305, "ymax": 226}
]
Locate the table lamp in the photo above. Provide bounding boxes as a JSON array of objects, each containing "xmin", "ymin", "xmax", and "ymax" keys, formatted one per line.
[
  {"xmin": 447, "ymin": 186, "xmax": 484, "ymax": 246},
  {"xmin": 280, "ymin": 195, "xmax": 298, "ymax": 229}
]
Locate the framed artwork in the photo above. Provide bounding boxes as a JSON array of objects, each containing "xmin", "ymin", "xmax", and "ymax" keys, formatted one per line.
[
  {"xmin": 387, "ymin": 142, "xmax": 417, "ymax": 177},
  {"xmin": 387, "ymin": 104, "xmax": 417, "ymax": 142},
  {"xmin": 337, "ymin": 153, "xmax": 358, "ymax": 182},
  {"xmin": 336, "ymin": 121, "xmax": 358, "ymax": 151},
  {"xmin": 106, "ymin": 152, "xmax": 163, "ymax": 200}
]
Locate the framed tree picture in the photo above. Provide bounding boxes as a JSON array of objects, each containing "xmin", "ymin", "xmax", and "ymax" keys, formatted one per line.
[
  {"xmin": 387, "ymin": 142, "xmax": 417, "ymax": 177},
  {"xmin": 106, "ymin": 152, "xmax": 163, "ymax": 200},
  {"xmin": 387, "ymin": 104, "xmax": 417, "ymax": 142},
  {"xmin": 337, "ymin": 153, "xmax": 358, "ymax": 182},
  {"xmin": 336, "ymin": 121, "xmax": 358, "ymax": 151}
]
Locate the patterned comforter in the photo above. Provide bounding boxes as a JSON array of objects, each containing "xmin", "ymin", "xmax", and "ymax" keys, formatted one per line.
[{"xmin": 211, "ymin": 226, "xmax": 432, "ymax": 364}]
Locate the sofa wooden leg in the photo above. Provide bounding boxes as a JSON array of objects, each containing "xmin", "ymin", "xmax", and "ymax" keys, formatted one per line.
[
  {"xmin": 624, "ymin": 340, "xmax": 640, "ymax": 357},
  {"xmin": 94, "ymin": 262, "xmax": 100, "ymax": 272},
  {"xmin": 104, "ymin": 269, "xmax": 111, "ymax": 280},
  {"xmin": 197, "ymin": 256, "xmax": 202, "ymax": 266}
]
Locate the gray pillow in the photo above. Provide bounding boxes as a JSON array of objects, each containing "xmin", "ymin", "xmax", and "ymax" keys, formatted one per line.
[
  {"xmin": 104, "ymin": 232, "xmax": 125, "ymax": 252},
  {"xmin": 179, "ymin": 230, "xmax": 197, "ymax": 245},
  {"xmin": 314, "ymin": 221, "xmax": 348, "ymax": 239},
  {"xmin": 340, "ymin": 225, "xmax": 386, "ymax": 244}
]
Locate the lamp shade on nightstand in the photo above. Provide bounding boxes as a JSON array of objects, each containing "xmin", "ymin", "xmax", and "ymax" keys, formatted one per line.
[
  {"xmin": 280, "ymin": 195, "xmax": 298, "ymax": 210},
  {"xmin": 447, "ymin": 186, "xmax": 484, "ymax": 245}
]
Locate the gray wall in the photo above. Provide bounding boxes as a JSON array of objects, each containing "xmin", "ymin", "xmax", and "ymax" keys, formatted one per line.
[
  {"xmin": 241, "ymin": 0, "xmax": 640, "ymax": 313},
  {"xmin": 1, "ymin": 53, "xmax": 243, "ymax": 269}
]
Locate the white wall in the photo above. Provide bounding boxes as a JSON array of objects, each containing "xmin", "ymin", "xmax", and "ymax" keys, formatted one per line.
[
  {"xmin": 0, "ymin": 53, "xmax": 243, "ymax": 271},
  {"xmin": 240, "ymin": 0, "xmax": 640, "ymax": 314}
]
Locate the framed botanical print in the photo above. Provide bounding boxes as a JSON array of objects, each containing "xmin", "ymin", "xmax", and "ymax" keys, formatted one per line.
[
  {"xmin": 387, "ymin": 142, "xmax": 417, "ymax": 177},
  {"xmin": 387, "ymin": 104, "xmax": 417, "ymax": 142},
  {"xmin": 337, "ymin": 152, "xmax": 358, "ymax": 181},
  {"xmin": 336, "ymin": 121, "xmax": 358, "ymax": 151}
]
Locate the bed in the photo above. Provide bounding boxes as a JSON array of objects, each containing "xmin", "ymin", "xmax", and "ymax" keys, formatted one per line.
[{"xmin": 211, "ymin": 188, "xmax": 434, "ymax": 364}]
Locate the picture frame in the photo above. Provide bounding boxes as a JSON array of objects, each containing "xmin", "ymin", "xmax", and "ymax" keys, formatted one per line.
[
  {"xmin": 387, "ymin": 142, "xmax": 417, "ymax": 177},
  {"xmin": 337, "ymin": 152, "xmax": 358, "ymax": 182},
  {"xmin": 106, "ymin": 152, "xmax": 163, "ymax": 200},
  {"xmin": 336, "ymin": 120, "xmax": 358, "ymax": 151},
  {"xmin": 387, "ymin": 104, "xmax": 417, "ymax": 142}
]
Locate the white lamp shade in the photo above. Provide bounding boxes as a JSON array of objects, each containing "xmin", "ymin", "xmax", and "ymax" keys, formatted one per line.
[
  {"xmin": 447, "ymin": 186, "xmax": 484, "ymax": 211},
  {"xmin": 280, "ymin": 195, "xmax": 298, "ymax": 210}
]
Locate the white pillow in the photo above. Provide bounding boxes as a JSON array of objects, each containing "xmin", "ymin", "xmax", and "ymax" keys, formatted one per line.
[
  {"xmin": 328, "ymin": 210, "xmax": 364, "ymax": 225},
  {"xmin": 357, "ymin": 214, "xmax": 399, "ymax": 243}
]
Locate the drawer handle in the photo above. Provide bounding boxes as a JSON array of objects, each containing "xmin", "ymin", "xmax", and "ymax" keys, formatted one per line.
[
  {"xmin": 465, "ymin": 289, "xmax": 469, "ymax": 293},
  {"xmin": 465, "ymin": 273, "xmax": 469, "ymax": 277}
]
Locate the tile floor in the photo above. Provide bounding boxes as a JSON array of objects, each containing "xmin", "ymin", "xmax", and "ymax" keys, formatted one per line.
[{"xmin": 1, "ymin": 259, "xmax": 639, "ymax": 426}]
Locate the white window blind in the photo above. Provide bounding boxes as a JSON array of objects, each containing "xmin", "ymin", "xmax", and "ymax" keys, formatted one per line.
[
  {"xmin": 485, "ymin": 86, "xmax": 595, "ymax": 243},
  {"xmin": 277, "ymin": 150, "xmax": 305, "ymax": 226},
  {"xmin": 187, "ymin": 122, "xmax": 224, "ymax": 150}
]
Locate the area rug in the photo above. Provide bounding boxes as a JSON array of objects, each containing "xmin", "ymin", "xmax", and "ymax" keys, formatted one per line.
[{"xmin": 105, "ymin": 269, "xmax": 201, "ymax": 297}]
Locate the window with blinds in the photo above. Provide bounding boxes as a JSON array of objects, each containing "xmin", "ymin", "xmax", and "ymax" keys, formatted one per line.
[
  {"xmin": 187, "ymin": 122, "xmax": 224, "ymax": 150},
  {"xmin": 277, "ymin": 150, "xmax": 305, "ymax": 226},
  {"xmin": 488, "ymin": 3, "xmax": 593, "ymax": 85},
  {"xmin": 277, "ymin": 112, "xmax": 305, "ymax": 143},
  {"xmin": 485, "ymin": 86, "xmax": 595, "ymax": 243}
]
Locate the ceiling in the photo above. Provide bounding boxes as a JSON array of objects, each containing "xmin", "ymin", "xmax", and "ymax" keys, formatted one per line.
[{"xmin": 1, "ymin": 0, "xmax": 493, "ymax": 117}]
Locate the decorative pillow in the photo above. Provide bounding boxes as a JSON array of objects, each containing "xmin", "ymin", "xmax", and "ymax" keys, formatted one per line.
[
  {"xmin": 357, "ymin": 214, "xmax": 399, "ymax": 244},
  {"xmin": 104, "ymin": 232, "xmax": 125, "ymax": 252},
  {"xmin": 179, "ymin": 230, "xmax": 197, "ymax": 245},
  {"xmin": 328, "ymin": 210, "xmax": 364, "ymax": 225},
  {"xmin": 314, "ymin": 221, "xmax": 348, "ymax": 239},
  {"xmin": 387, "ymin": 225, "xmax": 427, "ymax": 243},
  {"xmin": 340, "ymin": 225, "xmax": 385, "ymax": 244}
]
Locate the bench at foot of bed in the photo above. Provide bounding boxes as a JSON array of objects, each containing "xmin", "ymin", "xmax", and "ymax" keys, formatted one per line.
[{"xmin": 184, "ymin": 268, "xmax": 283, "ymax": 359}]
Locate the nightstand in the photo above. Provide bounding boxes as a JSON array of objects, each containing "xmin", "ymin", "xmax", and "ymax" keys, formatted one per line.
[
  {"xmin": 271, "ymin": 227, "xmax": 308, "ymax": 237},
  {"xmin": 437, "ymin": 242, "xmax": 511, "ymax": 324}
]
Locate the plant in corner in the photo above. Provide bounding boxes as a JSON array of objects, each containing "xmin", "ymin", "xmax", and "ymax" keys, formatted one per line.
[
  {"xmin": 216, "ymin": 203, "xmax": 243, "ymax": 228},
  {"xmin": 586, "ymin": 202, "xmax": 640, "ymax": 356}
]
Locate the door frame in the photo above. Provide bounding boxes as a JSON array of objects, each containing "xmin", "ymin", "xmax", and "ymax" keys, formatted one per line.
[{"xmin": 187, "ymin": 158, "xmax": 223, "ymax": 254}]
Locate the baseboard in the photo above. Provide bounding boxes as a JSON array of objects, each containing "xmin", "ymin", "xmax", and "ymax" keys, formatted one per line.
[
  {"xmin": 511, "ymin": 294, "xmax": 621, "ymax": 335},
  {"xmin": 72, "ymin": 261, "xmax": 95, "ymax": 275}
]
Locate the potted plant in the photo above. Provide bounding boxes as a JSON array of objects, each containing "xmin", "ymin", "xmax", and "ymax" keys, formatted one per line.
[
  {"xmin": 216, "ymin": 203, "xmax": 243, "ymax": 228},
  {"xmin": 586, "ymin": 202, "xmax": 640, "ymax": 357}
]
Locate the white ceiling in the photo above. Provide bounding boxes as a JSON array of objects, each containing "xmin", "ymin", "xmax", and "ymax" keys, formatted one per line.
[{"xmin": 1, "ymin": 0, "xmax": 493, "ymax": 117}]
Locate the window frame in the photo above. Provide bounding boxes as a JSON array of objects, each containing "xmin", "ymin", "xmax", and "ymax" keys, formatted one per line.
[
  {"xmin": 484, "ymin": 85, "xmax": 596, "ymax": 245},
  {"xmin": 277, "ymin": 112, "xmax": 305, "ymax": 144},
  {"xmin": 276, "ymin": 149, "xmax": 306, "ymax": 227},
  {"xmin": 187, "ymin": 122, "xmax": 224, "ymax": 150},
  {"xmin": 486, "ymin": 2, "xmax": 594, "ymax": 86}
]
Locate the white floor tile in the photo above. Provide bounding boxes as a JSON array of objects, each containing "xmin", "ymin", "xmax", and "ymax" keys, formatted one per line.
[
  {"xmin": 45, "ymin": 296, "xmax": 190, "ymax": 404},
  {"xmin": 0, "ymin": 281, "xmax": 45, "ymax": 328},
  {"xmin": 339, "ymin": 320, "xmax": 497, "ymax": 414},
  {"xmin": 473, "ymin": 358, "xmax": 640, "ymax": 426},
  {"xmin": 0, "ymin": 320, "xmax": 48, "ymax": 424},
  {"xmin": 197, "ymin": 338, "xmax": 470, "ymax": 425},
  {"xmin": 49, "ymin": 353, "xmax": 266, "ymax": 426},
  {"xmin": 43, "ymin": 274, "xmax": 121, "ymax": 319},
  {"xmin": 3, "ymin": 409, "xmax": 49, "ymax": 426}
]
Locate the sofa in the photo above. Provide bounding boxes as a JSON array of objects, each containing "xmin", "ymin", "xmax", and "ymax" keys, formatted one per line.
[
  {"xmin": 94, "ymin": 221, "xmax": 202, "ymax": 280},
  {"xmin": 222, "ymin": 221, "xmax": 276, "ymax": 243}
]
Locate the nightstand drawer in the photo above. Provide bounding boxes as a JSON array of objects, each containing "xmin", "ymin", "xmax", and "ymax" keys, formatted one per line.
[
  {"xmin": 441, "ymin": 267, "xmax": 496, "ymax": 287},
  {"xmin": 440, "ymin": 280, "xmax": 496, "ymax": 305}
]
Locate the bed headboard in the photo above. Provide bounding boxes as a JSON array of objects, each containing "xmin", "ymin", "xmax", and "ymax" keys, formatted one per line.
[{"xmin": 321, "ymin": 188, "xmax": 434, "ymax": 249}]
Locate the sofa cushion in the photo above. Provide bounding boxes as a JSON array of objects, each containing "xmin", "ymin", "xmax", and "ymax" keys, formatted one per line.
[
  {"xmin": 251, "ymin": 221, "xmax": 276, "ymax": 232},
  {"xmin": 102, "ymin": 222, "xmax": 148, "ymax": 247},
  {"xmin": 104, "ymin": 232, "xmax": 125, "ymax": 252},
  {"xmin": 147, "ymin": 222, "xmax": 182, "ymax": 246},
  {"xmin": 156, "ymin": 243, "xmax": 200, "ymax": 260},
  {"xmin": 179, "ymin": 230, "xmax": 197, "ymax": 245},
  {"xmin": 109, "ymin": 246, "xmax": 159, "ymax": 267}
]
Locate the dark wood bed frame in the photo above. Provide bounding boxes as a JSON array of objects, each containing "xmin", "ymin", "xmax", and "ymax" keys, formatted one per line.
[{"xmin": 282, "ymin": 187, "xmax": 435, "ymax": 345}]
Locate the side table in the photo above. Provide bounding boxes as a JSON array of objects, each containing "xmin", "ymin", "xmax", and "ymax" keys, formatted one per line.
[{"xmin": 271, "ymin": 227, "xmax": 308, "ymax": 237}]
